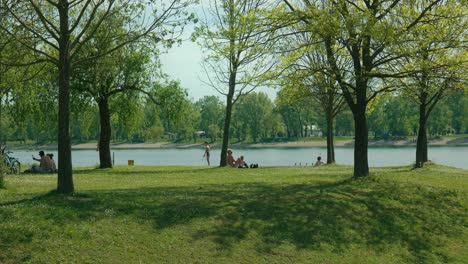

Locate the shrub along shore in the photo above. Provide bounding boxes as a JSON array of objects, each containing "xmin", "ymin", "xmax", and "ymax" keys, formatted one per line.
[{"xmin": 1, "ymin": 164, "xmax": 467, "ymax": 263}]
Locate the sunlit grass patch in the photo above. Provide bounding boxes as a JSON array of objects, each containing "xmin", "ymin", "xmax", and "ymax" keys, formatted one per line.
[{"xmin": 1, "ymin": 165, "xmax": 467, "ymax": 263}]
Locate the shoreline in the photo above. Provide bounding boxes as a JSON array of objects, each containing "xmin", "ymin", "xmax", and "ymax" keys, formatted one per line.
[{"xmin": 8, "ymin": 137, "xmax": 468, "ymax": 150}]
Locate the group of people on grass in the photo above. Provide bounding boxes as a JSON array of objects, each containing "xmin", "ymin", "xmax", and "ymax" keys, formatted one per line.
[
  {"xmin": 203, "ymin": 142, "xmax": 257, "ymax": 168},
  {"xmin": 26, "ymin": 144, "xmax": 323, "ymax": 173},
  {"xmin": 226, "ymin": 149, "xmax": 239, "ymax": 167},
  {"xmin": 227, "ymin": 149, "xmax": 258, "ymax": 168},
  {"xmin": 25, "ymin": 150, "xmax": 57, "ymax": 173},
  {"xmin": 204, "ymin": 142, "xmax": 325, "ymax": 167}
]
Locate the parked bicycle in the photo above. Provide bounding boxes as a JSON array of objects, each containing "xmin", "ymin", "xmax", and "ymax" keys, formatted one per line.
[{"xmin": 1, "ymin": 148, "xmax": 21, "ymax": 174}]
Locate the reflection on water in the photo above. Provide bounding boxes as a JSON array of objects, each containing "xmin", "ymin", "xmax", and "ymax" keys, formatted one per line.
[{"xmin": 10, "ymin": 146, "xmax": 468, "ymax": 169}]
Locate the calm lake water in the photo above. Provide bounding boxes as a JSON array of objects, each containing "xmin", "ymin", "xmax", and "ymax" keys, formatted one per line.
[{"xmin": 9, "ymin": 146, "xmax": 468, "ymax": 170}]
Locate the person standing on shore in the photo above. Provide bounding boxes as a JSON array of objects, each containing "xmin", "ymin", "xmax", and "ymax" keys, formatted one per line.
[
  {"xmin": 203, "ymin": 141, "xmax": 211, "ymax": 166},
  {"xmin": 227, "ymin": 149, "xmax": 235, "ymax": 167}
]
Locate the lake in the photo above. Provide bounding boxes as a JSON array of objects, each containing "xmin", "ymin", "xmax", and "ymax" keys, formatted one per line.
[{"xmin": 9, "ymin": 146, "xmax": 468, "ymax": 170}]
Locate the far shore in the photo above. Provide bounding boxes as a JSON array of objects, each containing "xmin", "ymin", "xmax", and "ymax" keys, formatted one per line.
[{"xmin": 8, "ymin": 137, "xmax": 468, "ymax": 150}]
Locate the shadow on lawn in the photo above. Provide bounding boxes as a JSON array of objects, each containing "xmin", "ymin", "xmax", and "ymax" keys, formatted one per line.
[
  {"xmin": 0, "ymin": 179, "xmax": 464, "ymax": 262},
  {"xmin": 72, "ymin": 167, "xmax": 215, "ymax": 176}
]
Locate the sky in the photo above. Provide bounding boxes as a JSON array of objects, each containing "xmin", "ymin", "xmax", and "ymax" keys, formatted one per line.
[
  {"xmin": 159, "ymin": 35, "xmax": 210, "ymax": 102},
  {"xmin": 159, "ymin": 25, "xmax": 278, "ymax": 102}
]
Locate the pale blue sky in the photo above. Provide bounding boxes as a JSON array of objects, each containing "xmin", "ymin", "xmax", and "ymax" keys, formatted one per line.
[
  {"xmin": 159, "ymin": 37, "xmax": 209, "ymax": 101},
  {"xmin": 159, "ymin": 25, "xmax": 278, "ymax": 102},
  {"xmin": 160, "ymin": 38, "xmax": 278, "ymax": 102},
  {"xmin": 148, "ymin": 2, "xmax": 278, "ymax": 102}
]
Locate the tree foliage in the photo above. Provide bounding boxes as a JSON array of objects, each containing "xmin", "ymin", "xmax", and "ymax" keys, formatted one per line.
[
  {"xmin": 196, "ymin": 0, "xmax": 277, "ymax": 166},
  {"xmin": 1, "ymin": 0, "xmax": 194, "ymax": 192}
]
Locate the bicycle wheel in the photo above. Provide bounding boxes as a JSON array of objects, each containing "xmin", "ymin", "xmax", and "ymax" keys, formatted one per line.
[{"xmin": 10, "ymin": 160, "xmax": 20, "ymax": 174}]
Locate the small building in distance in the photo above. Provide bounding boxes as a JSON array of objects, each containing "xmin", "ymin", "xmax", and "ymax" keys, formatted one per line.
[
  {"xmin": 303, "ymin": 125, "xmax": 322, "ymax": 137},
  {"xmin": 194, "ymin": 131, "xmax": 206, "ymax": 138}
]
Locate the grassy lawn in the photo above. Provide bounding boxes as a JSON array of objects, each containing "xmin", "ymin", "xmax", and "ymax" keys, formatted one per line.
[{"xmin": 1, "ymin": 165, "xmax": 467, "ymax": 263}]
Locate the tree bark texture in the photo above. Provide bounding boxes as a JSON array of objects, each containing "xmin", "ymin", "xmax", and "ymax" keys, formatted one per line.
[
  {"xmin": 57, "ymin": 0, "xmax": 74, "ymax": 193},
  {"xmin": 326, "ymin": 114, "xmax": 335, "ymax": 164},
  {"xmin": 220, "ymin": 93, "xmax": 233, "ymax": 167},
  {"xmin": 416, "ymin": 100, "xmax": 428, "ymax": 167},
  {"xmin": 352, "ymin": 106, "xmax": 369, "ymax": 178},
  {"xmin": 220, "ymin": 8, "xmax": 237, "ymax": 168},
  {"xmin": 98, "ymin": 97, "xmax": 113, "ymax": 168}
]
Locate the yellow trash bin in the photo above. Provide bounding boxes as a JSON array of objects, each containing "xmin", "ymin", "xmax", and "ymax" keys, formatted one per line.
[{"xmin": 128, "ymin": 160, "xmax": 134, "ymax": 166}]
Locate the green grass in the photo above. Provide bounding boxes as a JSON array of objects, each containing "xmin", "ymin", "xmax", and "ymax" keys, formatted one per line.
[{"xmin": 1, "ymin": 165, "xmax": 467, "ymax": 263}]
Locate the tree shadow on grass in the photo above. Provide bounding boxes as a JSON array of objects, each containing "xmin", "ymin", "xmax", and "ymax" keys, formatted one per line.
[
  {"xmin": 0, "ymin": 179, "xmax": 465, "ymax": 263},
  {"xmin": 72, "ymin": 167, "xmax": 216, "ymax": 176}
]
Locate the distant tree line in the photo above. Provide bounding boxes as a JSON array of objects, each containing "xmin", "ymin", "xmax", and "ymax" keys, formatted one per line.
[{"xmin": 1, "ymin": 89, "xmax": 466, "ymax": 144}]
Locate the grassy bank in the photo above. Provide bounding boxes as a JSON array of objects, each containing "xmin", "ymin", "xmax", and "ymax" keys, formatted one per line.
[{"xmin": 1, "ymin": 165, "xmax": 467, "ymax": 263}]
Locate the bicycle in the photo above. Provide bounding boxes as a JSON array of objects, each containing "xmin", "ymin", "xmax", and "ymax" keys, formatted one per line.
[{"xmin": 1, "ymin": 149, "xmax": 21, "ymax": 174}]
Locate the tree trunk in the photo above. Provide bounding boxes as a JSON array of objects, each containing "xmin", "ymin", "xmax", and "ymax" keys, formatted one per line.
[
  {"xmin": 220, "ymin": 93, "xmax": 233, "ymax": 167},
  {"xmin": 98, "ymin": 97, "xmax": 113, "ymax": 168},
  {"xmin": 57, "ymin": 1, "xmax": 74, "ymax": 193},
  {"xmin": 352, "ymin": 106, "xmax": 369, "ymax": 178},
  {"xmin": 0, "ymin": 94, "xmax": 3, "ymax": 144},
  {"xmin": 416, "ymin": 102, "xmax": 428, "ymax": 168},
  {"xmin": 326, "ymin": 113, "xmax": 335, "ymax": 164},
  {"xmin": 220, "ymin": 1, "xmax": 237, "ymax": 167}
]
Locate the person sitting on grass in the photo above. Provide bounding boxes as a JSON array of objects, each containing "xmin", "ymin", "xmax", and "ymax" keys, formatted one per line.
[
  {"xmin": 235, "ymin": 155, "xmax": 249, "ymax": 168},
  {"xmin": 47, "ymin": 153, "xmax": 57, "ymax": 173},
  {"xmin": 314, "ymin": 156, "xmax": 325, "ymax": 166},
  {"xmin": 26, "ymin": 150, "xmax": 54, "ymax": 173}
]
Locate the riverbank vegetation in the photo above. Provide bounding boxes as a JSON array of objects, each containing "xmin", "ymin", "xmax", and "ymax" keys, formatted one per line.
[
  {"xmin": 0, "ymin": 165, "xmax": 466, "ymax": 263},
  {"xmin": 1, "ymin": 91, "xmax": 467, "ymax": 146}
]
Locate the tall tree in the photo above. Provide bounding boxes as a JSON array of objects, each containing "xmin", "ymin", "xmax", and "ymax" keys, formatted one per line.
[
  {"xmin": 277, "ymin": 36, "xmax": 346, "ymax": 164},
  {"xmin": 196, "ymin": 0, "xmax": 276, "ymax": 166},
  {"xmin": 395, "ymin": 1, "xmax": 467, "ymax": 167},
  {"xmin": 73, "ymin": 27, "xmax": 157, "ymax": 168},
  {"xmin": 283, "ymin": 0, "xmax": 445, "ymax": 177},
  {"xmin": 1, "ymin": 0, "xmax": 193, "ymax": 192},
  {"xmin": 0, "ymin": 8, "xmax": 40, "ymax": 145}
]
